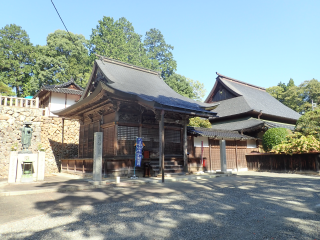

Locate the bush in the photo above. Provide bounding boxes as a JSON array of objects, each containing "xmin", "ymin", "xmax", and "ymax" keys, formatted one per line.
[
  {"xmin": 262, "ymin": 128, "xmax": 291, "ymax": 152},
  {"xmin": 188, "ymin": 117, "xmax": 211, "ymax": 128},
  {"xmin": 272, "ymin": 133, "xmax": 320, "ymax": 154}
]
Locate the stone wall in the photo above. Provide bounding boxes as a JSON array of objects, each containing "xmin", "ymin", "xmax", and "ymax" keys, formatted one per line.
[
  {"xmin": 41, "ymin": 117, "xmax": 79, "ymax": 174},
  {"xmin": 0, "ymin": 106, "xmax": 79, "ymax": 178}
]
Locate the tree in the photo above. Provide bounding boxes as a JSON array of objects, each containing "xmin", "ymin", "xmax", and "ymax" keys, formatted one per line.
[
  {"xmin": 188, "ymin": 117, "xmax": 211, "ymax": 128},
  {"xmin": 299, "ymin": 79, "xmax": 320, "ymax": 112},
  {"xmin": 90, "ymin": 17, "xmax": 150, "ymax": 68},
  {"xmin": 0, "ymin": 24, "xmax": 36, "ymax": 97},
  {"xmin": 0, "ymin": 82, "xmax": 14, "ymax": 96},
  {"xmin": 187, "ymin": 78, "xmax": 206, "ymax": 101},
  {"xmin": 266, "ymin": 86, "xmax": 285, "ymax": 102},
  {"xmin": 34, "ymin": 30, "xmax": 91, "ymax": 88},
  {"xmin": 281, "ymin": 85, "xmax": 304, "ymax": 113},
  {"xmin": 262, "ymin": 128, "xmax": 291, "ymax": 152},
  {"xmin": 295, "ymin": 109, "xmax": 320, "ymax": 139},
  {"xmin": 144, "ymin": 28, "xmax": 177, "ymax": 79},
  {"xmin": 165, "ymin": 73, "xmax": 195, "ymax": 98},
  {"xmin": 267, "ymin": 78, "xmax": 320, "ymax": 113}
]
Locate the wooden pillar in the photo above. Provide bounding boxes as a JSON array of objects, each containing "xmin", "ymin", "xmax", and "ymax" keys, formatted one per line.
[
  {"xmin": 159, "ymin": 110, "xmax": 165, "ymax": 182},
  {"xmin": 183, "ymin": 120, "xmax": 188, "ymax": 169},
  {"xmin": 209, "ymin": 140, "xmax": 212, "ymax": 172},
  {"xmin": 114, "ymin": 123, "xmax": 118, "ymax": 156},
  {"xmin": 316, "ymin": 154, "xmax": 319, "ymax": 172}
]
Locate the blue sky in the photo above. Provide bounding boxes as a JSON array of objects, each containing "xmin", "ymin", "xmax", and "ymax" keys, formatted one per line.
[{"xmin": 1, "ymin": 0, "xmax": 320, "ymax": 99}]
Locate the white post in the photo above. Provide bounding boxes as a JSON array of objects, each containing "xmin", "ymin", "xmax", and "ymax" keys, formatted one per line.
[{"xmin": 35, "ymin": 97, "xmax": 39, "ymax": 108}]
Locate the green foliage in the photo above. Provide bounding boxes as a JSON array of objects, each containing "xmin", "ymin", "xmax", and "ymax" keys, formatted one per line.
[
  {"xmin": 164, "ymin": 73, "xmax": 206, "ymax": 101},
  {"xmin": 165, "ymin": 73, "xmax": 195, "ymax": 98},
  {"xmin": 34, "ymin": 30, "xmax": 91, "ymax": 88},
  {"xmin": 187, "ymin": 78, "xmax": 206, "ymax": 101},
  {"xmin": 0, "ymin": 24, "xmax": 36, "ymax": 97},
  {"xmin": 272, "ymin": 133, "xmax": 320, "ymax": 155},
  {"xmin": 188, "ymin": 117, "xmax": 211, "ymax": 128},
  {"xmin": 262, "ymin": 128, "xmax": 291, "ymax": 152},
  {"xmin": 0, "ymin": 19, "xmax": 204, "ymax": 102},
  {"xmin": 267, "ymin": 78, "xmax": 320, "ymax": 113},
  {"xmin": 0, "ymin": 82, "xmax": 14, "ymax": 96},
  {"xmin": 90, "ymin": 17, "xmax": 151, "ymax": 69},
  {"xmin": 295, "ymin": 109, "xmax": 320, "ymax": 138},
  {"xmin": 144, "ymin": 28, "xmax": 177, "ymax": 79}
]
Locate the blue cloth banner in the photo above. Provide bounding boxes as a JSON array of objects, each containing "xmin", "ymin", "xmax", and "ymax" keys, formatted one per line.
[{"xmin": 135, "ymin": 138, "xmax": 143, "ymax": 167}]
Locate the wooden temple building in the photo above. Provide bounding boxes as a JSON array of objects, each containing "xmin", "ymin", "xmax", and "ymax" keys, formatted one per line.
[
  {"xmin": 205, "ymin": 72, "xmax": 301, "ymax": 137},
  {"xmin": 33, "ymin": 78, "xmax": 84, "ymax": 116},
  {"xmin": 184, "ymin": 72, "xmax": 301, "ymax": 172},
  {"xmin": 55, "ymin": 56, "xmax": 221, "ymax": 176}
]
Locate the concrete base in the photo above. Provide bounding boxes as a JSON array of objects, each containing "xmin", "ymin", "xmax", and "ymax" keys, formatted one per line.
[
  {"xmin": 88, "ymin": 180, "xmax": 107, "ymax": 186},
  {"xmin": 216, "ymin": 171, "xmax": 233, "ymax": 177},
  {"xmin": 16, "ymin": 153, "xmax": 38, "ymax": 183},
  {"xmin": 8, "ymin": 152, "xmax": 18, "ymax": 183}
]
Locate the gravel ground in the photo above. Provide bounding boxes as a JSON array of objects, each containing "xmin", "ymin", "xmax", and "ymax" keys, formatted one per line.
[{"xmin": 0, "ymin": 174, "xmax": 320, "ymax": 240}]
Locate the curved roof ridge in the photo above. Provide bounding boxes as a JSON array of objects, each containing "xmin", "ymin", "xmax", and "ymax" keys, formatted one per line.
[
  {"xmin": 216, "ymin": 72, "xmax": 266, "ymax": 91},
  {"xmin": 95, "ymin": 54, "xmax": 161, "ymax": 76}
]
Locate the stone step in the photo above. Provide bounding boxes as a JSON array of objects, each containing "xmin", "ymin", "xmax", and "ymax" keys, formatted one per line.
[
  {"xmin": 155, "ymin": 168, "xmax": 184, "ymax": 174},
  {"xmin": 149, "ymin": 161, "xmax": 183, "ymax": 166},
  {"xmin": 150, "ymin": 165, "xmax": 183, "ymax": 170}
]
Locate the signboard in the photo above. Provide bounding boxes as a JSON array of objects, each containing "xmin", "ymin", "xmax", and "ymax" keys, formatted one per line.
[{"xmin": 135, "ymin": 137, "xmax": 143, "ymax": 167}]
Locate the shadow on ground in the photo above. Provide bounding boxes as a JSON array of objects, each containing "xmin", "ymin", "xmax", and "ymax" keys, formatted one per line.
[{"xmin": 1, "ymin": 174, "xmax": 320, "ymax": 240}]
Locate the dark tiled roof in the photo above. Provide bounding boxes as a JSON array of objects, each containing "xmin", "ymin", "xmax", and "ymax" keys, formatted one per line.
[
  {"xmin": 43, "ymin": 78, "xmax": 84, "ymax": 91},
  {"xmin": 41, "ymin": 88, "xmax": 83, "ymax": 95},
  {"xmin": 211, "ymin": 118, "xmax": 295, "ymax": 132},
  {"xmin": 262, "ymin": 120, "xmax": 295, "ymax": 131},
  {"xmin": 187, "ymin": 126, "xmax": 256, "ymax": 140},
  {"xmin": 211, "ymin": 118, "xmax": 265, "ymax": 131},
  {"xmin": 207, "ymin": 73, "xmax": 301, "ymax": 121},
  {"xmin": 94, "ymin": 59, "xmax": 218, "ymax": 115},
  {"xmin": 34, "ymin": 78, "xmax": 84, "ymax": 98}
]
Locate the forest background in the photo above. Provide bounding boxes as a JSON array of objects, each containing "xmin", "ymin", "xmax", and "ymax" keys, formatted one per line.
[{"xmin": 0, "ymin": 16, "xmax": 319, "ymax": 114}]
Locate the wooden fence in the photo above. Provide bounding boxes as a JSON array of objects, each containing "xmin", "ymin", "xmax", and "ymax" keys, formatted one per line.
[
  {"xmin": 61, "ymin": 159, "xmax": 93, "ymax": 173},
  {"xmin": 0, "ymin": 95, "xmax": 39, "ymax": 108},
  {"xmin": 246, "ymin": 153, "xmax": 320, "ymax": 172}
]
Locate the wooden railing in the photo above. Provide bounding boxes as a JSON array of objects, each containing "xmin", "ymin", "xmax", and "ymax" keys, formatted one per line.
[{"xmin": 0, "ymin": 96, "xmax": 39, "ymax": 108}]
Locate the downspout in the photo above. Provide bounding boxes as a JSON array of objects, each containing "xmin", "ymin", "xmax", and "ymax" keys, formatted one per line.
[{"xmin": 258, "ymin": 110, "xmax": 263, "ymax": 119}]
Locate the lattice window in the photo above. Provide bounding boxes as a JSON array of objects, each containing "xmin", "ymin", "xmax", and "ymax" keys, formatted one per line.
[
  {"xmin": 142, "ymin": 127, "xmax": 159, "ymax": 150},
  {"xmin": 117, "ymin": 126, "xmax": 138, "ymax": 155},
  {"xmin": 103, "ymin": 126, "xmax": 114, "ymax": 156},
  {"xmin": 88, "ymin": 123, "xmax": 94, "ymax": 157},
  {"xmin": 165, "ymin": 129, "xmax": 181, "ymax": 154}
]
